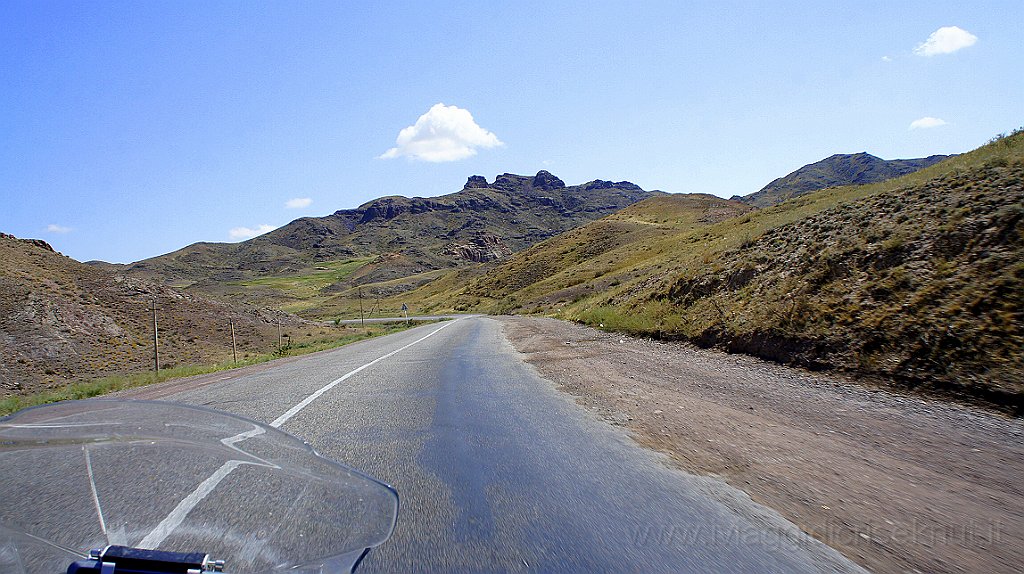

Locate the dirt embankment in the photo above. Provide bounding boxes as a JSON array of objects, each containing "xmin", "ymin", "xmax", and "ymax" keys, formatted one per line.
[{"xmin": 500, "ymin": 316, "xmax": 1024, "ymax": 574}]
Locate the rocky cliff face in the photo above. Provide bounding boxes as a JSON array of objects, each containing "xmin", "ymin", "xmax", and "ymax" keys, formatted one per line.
[
  {"xmin": 531, "ymin": 170, "xmax": 566, "ymax": 190},
  {"xmin": 442, "ymin": 234, "xmax": 513, "ymax": 263},
  {"xmin": 464, "ymin": 175, "xmax": 489, "ymax": 189}
]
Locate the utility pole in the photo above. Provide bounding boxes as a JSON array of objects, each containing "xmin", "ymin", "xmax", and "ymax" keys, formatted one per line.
[
  {"xmin": 229, "ymin": 319, "xmax": 237, "ymax": 363},
  {"xmin": 357, "ymin": 287, "xmax": 365, "ymax": 328},
  {"xmin": 150, "ymin": 298, "xmax": 160, "ymax": 373}
]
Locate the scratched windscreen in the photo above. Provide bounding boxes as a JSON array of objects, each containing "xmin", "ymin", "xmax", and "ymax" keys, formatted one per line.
[{"xmin": 0, "ymin": 400, "xmax": 398, "ymax": 574}]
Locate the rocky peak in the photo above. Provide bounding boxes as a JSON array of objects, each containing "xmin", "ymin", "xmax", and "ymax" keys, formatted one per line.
[
  {"xmin": 531, "ymin": 170, "xmax": 566, "ymax": 190},
  {"xmin": 491, "ymin": 173, "xmax": 533, "ymax": 192},
  {"xmin": 583, "ymin": 179, "xmax": 643, "ymax": 192},
  {"xmin": 488, "ymin": 171, "xmax": 568, "ymax": 193},
  {"xmin": 1, "ymin": 232, "xmax": 55, "ymax": 253},
  {"xmin": 464, "ymin": 175, "xmax": 489, "ymax": 189},
  {"xmin": 358, "ymin": 197, "xmax": 411, "ymax": 224}
]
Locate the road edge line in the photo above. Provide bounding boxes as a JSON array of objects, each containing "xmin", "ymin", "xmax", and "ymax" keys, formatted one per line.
[
  {"xmin": 137, "ymin": 319, "xmax": 460, "ymax": 549},
  {"xmin": 269, "ymin": 319, "xmax": 459, "ymax": 428}
]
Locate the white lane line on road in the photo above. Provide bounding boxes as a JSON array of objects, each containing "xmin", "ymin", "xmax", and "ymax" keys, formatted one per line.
[
  {"xmin": 138, "ymin": 319, "xmax": 460, "ymax": 549},
  {"xmin": 83, "ymin": 447, "xmax": 108, "ymax": 538},
  {"xmin": 138, "ymin": 460, "xmax": 243, "ymax": 549},
  {"xmin": 268, "ymin": 319, "xmax": 458, "ymax": 429}
]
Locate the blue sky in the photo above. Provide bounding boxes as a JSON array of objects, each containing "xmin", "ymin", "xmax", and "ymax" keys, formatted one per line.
[{"xmin": 2, "ymin": 1, "xmax": 1021, "ymax": 263}]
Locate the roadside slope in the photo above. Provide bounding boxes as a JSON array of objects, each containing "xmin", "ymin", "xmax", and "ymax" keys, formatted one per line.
[
  {"xmin": 502, "ymin": 316, "xmax": 1023, "ymax": 574},
  {"xmin": 572, "ymin": 131, "xmax": 1024, "ymax": 412},
  {"xmin": 0, "ymin": 234, "xmax": 323, "ymax": 397}
]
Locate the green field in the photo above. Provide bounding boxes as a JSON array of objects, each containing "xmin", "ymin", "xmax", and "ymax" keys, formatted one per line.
[{"xmin": 227, "ymin": 257, "xmax": 375, "ymax": 313}]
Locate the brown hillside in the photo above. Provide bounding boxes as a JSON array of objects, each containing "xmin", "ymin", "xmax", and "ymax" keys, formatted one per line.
[
  {"xmin": 0, "ymin": 234, "xmax": 315, "ymax": 397},
  {"xmin": 649, "ymin": 162, "xmax": 1024, "ymax": 410},
  {"xmin": 567, "ymin": 133, "xmax": 1024, "ymax": 412}
]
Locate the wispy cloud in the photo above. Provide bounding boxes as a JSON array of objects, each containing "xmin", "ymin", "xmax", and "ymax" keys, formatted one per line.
[
  {"xmin": 881, "ymin": 55, "xmax": 892, "ymax": 62},
  {"xmin": 46, "ymin": 223, "xmax": 72, "ymax": 233},
  {"xmin": 229, "ymin": 224, "xmax": 275, "ymax": 240},
  {"xmin": 909, "ymin": 117, "xmax": 947, "ymax": 130},
  {"xmin": 914, "ymin": 26, "xmax": 977, "ymax": 56},
  {"xmin": 379, "ymin": 103, "xmax": 503, "ymax": 162},
  {"xmin": 285, "ymin": 197, "xmax": 312, "ymax": 209}
]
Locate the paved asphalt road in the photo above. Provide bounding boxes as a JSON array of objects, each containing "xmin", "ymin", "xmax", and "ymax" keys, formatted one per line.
[
  {"xmin": 152, "ymin": 317, "xmax": 863, "ymax": 572},
  {"xmin": 331, "ymin": 314, "xmax": 468, "ymax": 325}
]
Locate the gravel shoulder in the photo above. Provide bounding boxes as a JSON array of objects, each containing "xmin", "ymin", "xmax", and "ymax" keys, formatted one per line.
[{"xmin": 500, "ymin": 316, "xmax": 1024, "ymax": 574}]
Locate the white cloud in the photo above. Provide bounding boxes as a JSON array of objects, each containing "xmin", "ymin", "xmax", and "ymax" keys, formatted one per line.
[
  {"xmin": 881, "ymin": 55, "xmax": 892, "ymax": 62},
  {"xmin": 228, "ymin": 224, "xmax": 276, "ymax": 240},
  {"xmin": 285, "ymin": 197, "xmax": 312, "ymax": 209},
  {"xmin": 379, "ymin": 103, "xmax": 503, "ymax": 162},
  {"xmin": 46, "ymin": 224, "xmax": 72, "ymax": 233},
  {"xmin": 909, "ymin": 117, "xmax": 948, "ymax": 130},
  {"xmin": 914, "ymin": 26, "xmax": 977, "ymax": 56}
]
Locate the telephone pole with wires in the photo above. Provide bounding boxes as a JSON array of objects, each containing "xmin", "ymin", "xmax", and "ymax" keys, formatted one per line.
[
  {"xmin": 357, "ymin": 287, "xmax": 365, "ymax": 328},
  {"xmin": 229, "ymin": 319, "xmax": 237, "ymax": 363},
  {"xmin": 150, "ymin": 298, "xmax": 160, "ymax": 373}
]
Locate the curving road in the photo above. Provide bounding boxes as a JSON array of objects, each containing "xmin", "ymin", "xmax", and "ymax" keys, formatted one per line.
[{"xmin": 142, "ymin": 316, "xmax": 864, "ymax": 573}]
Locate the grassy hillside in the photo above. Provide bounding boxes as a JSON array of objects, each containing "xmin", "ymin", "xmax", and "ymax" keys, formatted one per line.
[
  {"xmin": 416, "ymin": 129, "xmax": 1024, "ymax": 412},
  {"xmin": 0, "ymin": 235, "xmax": 355, "ymax": 397},
  {"xmin": 427, "ymin": 194, "xmax": 753, "ymax": 313},
  {"xmin": 189, "ymin": 257, "xmax": 376, "ymax": 314}
]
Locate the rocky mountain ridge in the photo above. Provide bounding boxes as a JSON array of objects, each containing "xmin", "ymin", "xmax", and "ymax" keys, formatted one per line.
[
  {"xmin": 739, "ymin": 152, "xmax": 952, "ymax": 207},
  {"xmin": 121, "ymin": 171, "xmax": 661, "ymax": 310}
]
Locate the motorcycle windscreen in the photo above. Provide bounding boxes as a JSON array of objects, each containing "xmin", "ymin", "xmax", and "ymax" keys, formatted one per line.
[{"xmin": 0, "ymin": 399, "xmax": 398, "ymax": 574}]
